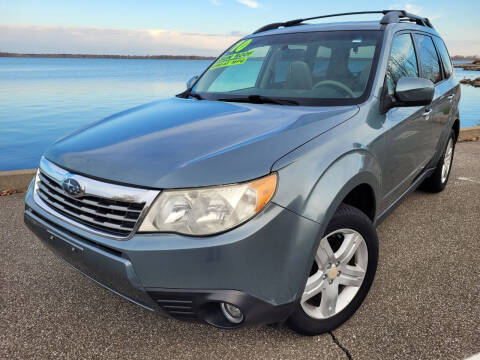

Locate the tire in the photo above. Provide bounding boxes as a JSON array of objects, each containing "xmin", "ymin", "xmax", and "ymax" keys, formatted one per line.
[
  {"xmin": 421, "ymin": 130, "xmax": 456, "ymax": 193},
  {"xmin": 286, "ymin": 204, "xmax": 378, "ymax": 336}
]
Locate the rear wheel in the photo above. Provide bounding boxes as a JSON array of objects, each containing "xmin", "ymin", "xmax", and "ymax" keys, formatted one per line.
[
  {"xmin": 287, "ymin": 204, "xmax": 378, "ymax": 335},
  {"xmin": 421, "ymin": 130, "xmax": 456, "ymax": 193}
]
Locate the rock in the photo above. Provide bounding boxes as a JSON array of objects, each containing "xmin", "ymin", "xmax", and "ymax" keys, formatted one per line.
[
  {"xmin": 460, "ymin": 136, "xmax": 480, "ymax": 142},
  {"xmin": 459, "ymin": 77, "xmax": 480, "ymax": 87},
  {"xmin": 0, "ymin": 189, "xmax": 24, "ymax": 196},
  {"xmin": 453, "ymin": 61, "xmax": 480, "ymax": 71}
]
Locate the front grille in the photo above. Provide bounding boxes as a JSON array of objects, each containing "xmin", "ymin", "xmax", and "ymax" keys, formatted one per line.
[{"xmin": 36, "ymin": 171, "xmax": 146, "ymax": 237}]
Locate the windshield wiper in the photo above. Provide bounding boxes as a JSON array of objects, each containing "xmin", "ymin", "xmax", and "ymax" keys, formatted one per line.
[
  {"xmin": 176, "ymin": 89, "xmax": 203, "ymax": 100},
  {"xmin": 218, "ymin": 95, "xmax": 299, "ymax": 106},
  {"xmin": 188, "ymin": 92, "xmax": 203, "ymax": 100}
]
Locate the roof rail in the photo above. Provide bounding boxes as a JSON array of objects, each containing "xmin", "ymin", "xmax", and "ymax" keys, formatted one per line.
[
  {"xmin": 252, "ymin": 10, "xmax": 434, "ymax": 34},
  {"xmin": 380, "ymin": 10, "xmax": 433, "ymax": 27}
]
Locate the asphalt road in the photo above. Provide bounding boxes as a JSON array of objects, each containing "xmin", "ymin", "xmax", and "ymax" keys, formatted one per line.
[{"xmin": 1, "ymin": 142, "xmax": 479, "ymax": 360}]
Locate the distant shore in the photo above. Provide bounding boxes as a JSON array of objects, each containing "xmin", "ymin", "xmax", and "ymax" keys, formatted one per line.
[
  {"xmin": 1, "ymin": 52, "xmax": 478, "ymax": 62},
  {"xmin": 0, "ymin": 52, "xmax": 216, "ymax": 60},
  {"xmin": 451, "ymin": 55, "xmax": 479, "ymax": 61}
]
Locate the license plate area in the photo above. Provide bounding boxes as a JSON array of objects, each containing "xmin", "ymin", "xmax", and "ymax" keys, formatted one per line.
[
  {"xmin": 45, "ymin": 230, "xmax": 85, "ymax": 265},
  {"xmin": 24, "ymin": 210, "xmax": 156, "ymax": 309}
]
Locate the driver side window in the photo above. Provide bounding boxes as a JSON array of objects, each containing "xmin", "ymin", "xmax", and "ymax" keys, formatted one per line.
[{"xmin": 386, "ymin": 34, "xmax": 419, "ymax": 96}]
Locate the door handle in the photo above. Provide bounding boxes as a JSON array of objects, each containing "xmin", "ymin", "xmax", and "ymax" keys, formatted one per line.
[
  {"xmin": 447, "ymin": 94, "xmax": 455, "ymax": 102},
  {"xmin": 423, "ymin": 108, "xmax": 433, "ymax": 120}
]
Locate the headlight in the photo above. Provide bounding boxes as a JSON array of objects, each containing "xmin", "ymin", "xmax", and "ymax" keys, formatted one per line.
[{"xmin": 139, "ymin": 173, "xmax": 277, "ymax": 236}]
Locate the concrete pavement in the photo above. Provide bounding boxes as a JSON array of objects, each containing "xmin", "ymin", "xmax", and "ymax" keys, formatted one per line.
[{"xmin": 1, "ymin": 142, "xmax": 479, "ymax": 359}]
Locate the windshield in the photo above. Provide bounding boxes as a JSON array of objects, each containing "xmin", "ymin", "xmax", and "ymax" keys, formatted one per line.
[{"xmin": 192, "ymin": 30, "xmax": 382, "ymax": 106}]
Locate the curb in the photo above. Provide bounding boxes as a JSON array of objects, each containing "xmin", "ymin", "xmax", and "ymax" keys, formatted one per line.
[
  {"xmin": 1, "ymin": 126, "xmax": 479, "ymax": 192},
  {"xmin": 458, "ymin": 125, "xmax": 480, "ymax": 142},
  {"xmin": 0, "ymin": 169, "xmax": 36, "ymax": 192}
]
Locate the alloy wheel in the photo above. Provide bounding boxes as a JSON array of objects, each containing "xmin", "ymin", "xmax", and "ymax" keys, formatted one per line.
[
  {"xmin": 301, "ymin": 229, "xmax": 368, "ymax": 319},
  {"xmin": 441, "ymin": 138, "xmax": 454, "ymax": 184}
]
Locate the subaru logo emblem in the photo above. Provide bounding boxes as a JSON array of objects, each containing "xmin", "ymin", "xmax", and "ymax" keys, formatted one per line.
[{"xmin": 62, "ymin": 176, "xmax": 83, "ymax": 197}]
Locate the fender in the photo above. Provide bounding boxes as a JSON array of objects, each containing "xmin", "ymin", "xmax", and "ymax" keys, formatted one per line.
[
  {"xmin": 273, "ymin": 150, "xmax": 381, "ymax": 232},
  {"xmin": 271, "ymin": 147, "xmax": 382, "ymax": 301}
]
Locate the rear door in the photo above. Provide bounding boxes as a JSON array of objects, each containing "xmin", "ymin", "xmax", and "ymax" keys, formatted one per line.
[
  {"xmin": 412, "ymin": 33, "xmax": 450, "ymax": 160},
  {"xmin": 380, "ymin": 32, "xmax": 431, "ymax": 206},
  {"xmin": 431, "ymin": 36, "xmax": 459, "ymax": 149}
]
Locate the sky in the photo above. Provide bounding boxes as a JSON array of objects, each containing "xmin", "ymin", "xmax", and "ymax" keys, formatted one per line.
[{"xmin": 1, "ymin": 0, "xmax": 479, "ymax": 56}]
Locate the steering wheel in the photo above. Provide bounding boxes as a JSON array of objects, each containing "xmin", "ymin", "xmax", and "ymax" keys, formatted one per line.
[{"xmin": 312, "ymin": 80, "xmax": 356, "ymax": 98}]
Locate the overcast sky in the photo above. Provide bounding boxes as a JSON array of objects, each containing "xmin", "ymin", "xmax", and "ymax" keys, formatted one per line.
[{"xmin": 1, "ymin": 0, "xmax": 479, "ymax": 56}]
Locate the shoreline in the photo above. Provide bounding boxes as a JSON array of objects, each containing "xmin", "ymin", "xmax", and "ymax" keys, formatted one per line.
[
  {"xmin": 453, "ymin": 60, "xmax": 480, "ymax": 71},
  {"xmin": 0, "ymin": 52, "xmax": 216, "ymax": 60},
  {"xmin": 1, "ymin": 53, "xmax": 478, "ymax": 62}
]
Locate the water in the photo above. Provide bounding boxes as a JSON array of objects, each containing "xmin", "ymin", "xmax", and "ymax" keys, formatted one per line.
[
  {"xmin": 0, "ymin": 58, "xmax": 211, "ymax": 171},
  {"xmin": 452, "ymin": 65, "xmax": 480, "ymax": 131},
  {"xmin": 0, "ymin": 57, "xmax": 478, "ymax": 171}
]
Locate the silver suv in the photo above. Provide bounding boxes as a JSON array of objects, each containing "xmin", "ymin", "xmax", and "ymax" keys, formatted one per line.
[{"xmin": 24, "ymin": 10, "xmax": 460, "ymax": 335}]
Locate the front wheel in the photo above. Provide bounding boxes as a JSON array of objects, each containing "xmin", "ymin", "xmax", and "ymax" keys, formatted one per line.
[{"xmin": 287, "ymin": 204, "xmax": 378, "ymax": 335}]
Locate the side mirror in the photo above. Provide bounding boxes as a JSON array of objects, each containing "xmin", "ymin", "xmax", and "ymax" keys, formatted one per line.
[
  {"xmin": 394, "ymin": 77, "xmax": 434, "ymax": 106},
  {"xmin": 186, "ymin": 75, "xmax": 199, "ymax": 89}
]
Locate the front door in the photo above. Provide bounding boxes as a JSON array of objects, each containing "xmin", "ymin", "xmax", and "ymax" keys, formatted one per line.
[{"xmin": 379, "ymin": 32, "xmax": 431, "ymax": 208}]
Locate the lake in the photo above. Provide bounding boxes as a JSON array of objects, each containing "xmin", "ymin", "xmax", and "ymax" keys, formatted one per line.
[{"xmin": 0, "ymin": 57, "xmax": 478, "ymax": 171}]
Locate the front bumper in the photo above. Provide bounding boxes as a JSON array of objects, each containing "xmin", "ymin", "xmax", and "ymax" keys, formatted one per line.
[
  {"xmin": 24, "ymin": 181, "xmax": 322, "ymax": 327},
  {"xmin": 24, "ymin": 209, "xmax": 158, "ymax": 310}
]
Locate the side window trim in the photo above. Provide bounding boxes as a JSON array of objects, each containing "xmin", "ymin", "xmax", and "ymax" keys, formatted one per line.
[
  {"xmin": 412, "ymin": 32, "xmax": 445, "ymax": 86},
  {"xmin": 433, "ymin": 36, "xmax": 452, "ymax": 80},
  {"xmin": 428, "ymin": 34, "xmax": 446, "ymax": 80},
  {"xmin": 408, "ymin": 32, "xmax": 421, "ymax": 78},
  {"xmin": 385, "ymin": 31, "xmax": 419, "ymax": 96},
  {"xmin": 411, "ymin": 33, "xmax": 426, "ymax": 80}
]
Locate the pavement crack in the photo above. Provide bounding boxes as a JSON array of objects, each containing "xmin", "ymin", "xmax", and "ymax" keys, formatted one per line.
[{"xmin": 329, "ymin": 331, "xmax": 353, "ymax": 360}]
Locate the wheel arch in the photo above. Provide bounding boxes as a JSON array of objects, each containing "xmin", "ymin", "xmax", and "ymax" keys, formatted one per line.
[
  {"xmin": 341, "ymin": 183, "xmax": 376, "ymax": 221},
  {"xmin": 274, "ymin": 149, "xmax": 381, "ymax": 233},
  {"xmin": 452, "ymin": 118, "xmax": 460, "ymax": 141},
  {"xmin": 319, "ymin": 170, "xmax": 379, "ymax": 233}
]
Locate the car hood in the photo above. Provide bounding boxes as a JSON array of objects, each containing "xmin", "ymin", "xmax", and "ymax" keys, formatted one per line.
[{"xmin": 45, "ymin": 97, "xmax": 359, "ymax": 188}]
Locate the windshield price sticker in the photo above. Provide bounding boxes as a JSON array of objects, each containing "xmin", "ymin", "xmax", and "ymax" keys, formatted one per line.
[
  {"xmin": 210, "ymin": 50, "xmax": 254, "ymax": 69},
  {"xmin": 229, "ymin": 39, "xmax": 252, "ymax": 53}
]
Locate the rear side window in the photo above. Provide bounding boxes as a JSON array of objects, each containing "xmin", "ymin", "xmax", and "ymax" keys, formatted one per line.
[
  {"xmin": 386, "ymin": 33, "xmax": 419, "ymax": 95},
  {"xmin": 313, "ymin": 46, "xmax": 332, "ymax": 76},
  {"xmin": 434, "ymin": 37, "xmax": 453, "ymax": 78},
  {"xmin": 274, "ymin": 45, "xmax": 307, "ymax": 83},
  {"xmin": 348, "ymin": 44, "xmax": 376, "ymax": 74},
  {"xmin": 414, "ymin": 34, "xmax": 442, "ymax": 84}
]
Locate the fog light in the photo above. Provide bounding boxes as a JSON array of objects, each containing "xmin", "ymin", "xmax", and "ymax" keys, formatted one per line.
[{"xmin": 220, "ymin": 302, "xmax": 244, "ymax": 324}]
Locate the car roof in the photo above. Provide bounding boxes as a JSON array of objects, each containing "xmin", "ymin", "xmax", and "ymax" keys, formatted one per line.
[{"xmin": 247, "ymin": 18, "xmax": 440, "ymax": 39}]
